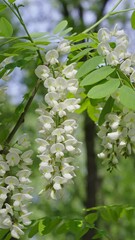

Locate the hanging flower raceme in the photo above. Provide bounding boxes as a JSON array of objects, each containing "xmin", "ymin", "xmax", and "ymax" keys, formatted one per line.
[
  {"xmin": 0, "ymin": 134, "xmax": 33, "ymax": 239},
  {"xmin": 35, "ymin": 40, "xmax": 82, "ymax": 199},
  {"xmin": 97, "ymin": 25, "xmax": 135, "ymax": 84},
  {"xmin": 97, "ymin": 107, "xmax": 135, "ymax": 171}
]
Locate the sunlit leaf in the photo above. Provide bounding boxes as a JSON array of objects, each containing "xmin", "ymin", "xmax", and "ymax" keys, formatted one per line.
[
  {"xmin": 53, "ymin": 20, "xmax": 68, "ymax": 34},
  {"xmin": 0, "ymin": 17, "xmax": 13, "ymax": 37},
  {"xmin": 98, "ymin": 96, "xmax": 114, "ymax": 126},
  {"xmin": 0, "ymin": 4, "xmax": 7, "ymax": 12},
  {"xmin": 81, "ymin": 66, "xmax": 115, "ymax": 86},
  {"xmin": 77, "ymin": 56, "xmax": 104, "ymax": 79},
  {"xmin": 131, "ymin": 11, "xmax": 135, "ymax": 29},
  {"xmin": 119, "ymin": 85, "xmax": 135, "ymax": 110},
  {"xmin": 87, "ymin": 78, "xmax": 120, "ymax": 99}
]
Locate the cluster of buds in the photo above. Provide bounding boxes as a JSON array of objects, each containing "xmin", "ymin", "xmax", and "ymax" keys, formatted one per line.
[
  {"xmin": 97, "ymin": 109, "xmax": 135, "ymax": 171},
  {"xmin": 97, "ymin": 25, "xmax": 135, "ymax": 83},
  {"xmin": 35, "ymin": 40, "xmax": 82, "ymax": 199},
  {"xmin": 0, "ymin": 134, "xmax": 33, "ymax": 239}
]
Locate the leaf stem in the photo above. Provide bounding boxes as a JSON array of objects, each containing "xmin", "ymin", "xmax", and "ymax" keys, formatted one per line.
[
  {"xmin": 84, "ymin": 0, "xmax": 124, "ymax": 33},
  {"xmin": 2, "ymin": 0, "xmax": 43, "ymax": 62}
]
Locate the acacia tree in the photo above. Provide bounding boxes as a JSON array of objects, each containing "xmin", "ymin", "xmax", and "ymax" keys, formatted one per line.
[{"xmin": 0, "ymin": 0, "xmax": 135, "ymax": 239}]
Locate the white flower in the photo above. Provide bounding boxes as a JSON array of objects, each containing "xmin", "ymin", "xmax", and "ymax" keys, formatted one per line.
[
  {"xmin": 44, "ymin": 77, "xmax": 56, "ymax": 91},
  {"xmin": 55, "ymin": 77, "xmax": 67, "ymax": 91},
  {"xmin": 0, "ymin": 186, "xmax": 9, "ymax": 202},
  {"xmin": 61, "ymin": 163, "xmax": 75, "ymax": 179},
  {"xmin": 52, "ymin": 128, "xmax": 65, "ymax": 142},
  {"xmin": 38, "ymin": 115, "xmax": 54, "ymax": 130},
  {"xmin": 11, "ymin": 224, "xmax": 24, "ymax": 239},
  {"xmin": 16, "ymin": 169, "xmax": 31, "ymax": 184},
  {"xmin": 36, "ymin": 138, "xmax": 49, "ymax": 153},
  {"xmin": 106, "ymin": 52, "xmax": 119, "ymax": 66},
  {"xmin": 131, "ymin": 54, "xmax": 135, "ymax": 66},
  {"xmin": 12, "ymin": 193, "xmax": 32, "ymax": 208},
  {"xmin": 107, "ymin": 131, "xmax": 121, "ymax": 141},
  {"xmin": 45, "ymin": 49, "xmax": 59, "ymax": 65},
  {"xmin": 62, "ymin": 63, "xmax": 77, "ymax": 78},
  {"xmin": 65, "ymin": 139, "xmax": 77, "ymax": 152},
  {"xmin": 35, "ymin": 65, "xmax": 50, "ymax": 80},
  {"xmin": 62, "ymin": 119, "xmax": 77, "ymax": 134},
  {"xmin": 114, "ymin": 44, "xmax": 127, "ymax": 60},
  {"xmin": 120, "ymin": 59, "xmax": 133, "ymax": 75},
  {"xmin": 123, "ymin": 112, "xmax": 135, "ymax": 128},
  {"xmin": 53, "ymin": 176, "xmax": 67, "ymax": 190},
  {"xmin": 5, "ymin": 176, "xmax": 19, "ymax": 190},
  {"xmin": 98, "ymin": 28, "xmax": 111, "ymax": 42},
  {"xmin": 17, "ymin": 134, "xmax": 30, "ymax": 148},
  {"xmin": 6, "ymin": 152, "xmax": 20, "ymax": 166},
  {"xmin": 39, "ymin": 162, "xmax": 53, "ymax": 179},
  {"xmin": 64, "ymin": 98, "xmax": 80, "ymax": 112},
  {"xmin": 50, "ymin": 143, "xmax": 65, "ymax": 158},
  {"xmin": 19, "ymin": 212, "xmax": 32, "ymax": 226},
  {"xmin": 116, "ymin": 35, "xmax": 129, "ymax": 48},
  {"xmin": 67, "ymin": 79, "xmax": 78, "ymax": 94},
  {"xmin": 130, "ymin": 71, "xmax": 135, "ymax": 83},
  {"xmin": 52, "ymin": 102, "xmax": 67, "ymax": 117},
  {"xmin": 0, "ymin": 161, "xmax": 9, "ymax": 176},
  {"xmin": 97, "ymin": 152, "xmax": 107, "ymax": 159},
  {"xmin": 97, "ymin": 42, "xmax": 111, "ymax": 56},
  {"xmin": 57, "ymin": 40, "xmax": 71, "ymax": 54},
  {"xmin": 45, "ymin": 92, "xmax": 59, "ymax": 107}
]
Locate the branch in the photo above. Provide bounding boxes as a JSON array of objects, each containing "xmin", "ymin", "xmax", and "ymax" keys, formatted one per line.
[{"xmin": 4, "ymin": 79, "xmax": 41, "ymax": 145}]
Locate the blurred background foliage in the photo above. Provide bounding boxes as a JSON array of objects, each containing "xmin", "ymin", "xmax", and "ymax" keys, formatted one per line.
[{"xmin": 0, "ymin": 0, "xmax": 135, "ymax": 239}]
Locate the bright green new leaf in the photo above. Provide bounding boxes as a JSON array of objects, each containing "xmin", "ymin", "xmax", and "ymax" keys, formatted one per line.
[
  {"xmin": 53, "ymin": 20, "xmax": 68, "ymax": 34},
  {"xmin": 87, "ymin": 100, "xmax": 99, "ymax": 122},
  {"xmin": 85, "ymin": 213, "xmax": 98, "ymax": 225},
  {"xmin": 131, "ymin": 11, "xmax": 135, "ymax": 29},
  {"xmin": 87, "ymin": 78, "xmax": 120, "ymax": 99},
  {"xmin": 59, "ymin": 27, "xmax": 73, "ymax": 36},
  {"xmin": 81, "ymin": 66, "xmax": 115, "ymax": 86},
  {"xmin": 8, "ymin": 0, "xmax": 16, "ymax": 3},
  {"xmin": 0, "ymin": 17, "xmax": 13, "ymax": 37},
  {"xmin": 0, "ymin": 4, "xmax": 7, "ymax": 12},
  {"xmin": 76, "ymin": 56, "xmax": 104, "ymax": 79},
  {"xmin": 119, "ymin": 85, "xmax": 135, "ymax": 110},
  {"xmin": 98, "ymin": 96, "xmax": 114, "ymax": 126}
]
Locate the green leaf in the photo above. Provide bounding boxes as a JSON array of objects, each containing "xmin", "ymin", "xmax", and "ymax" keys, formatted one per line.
[
  {"xmin": 28, "ymin": 221, "xmax": 39, "ymax": 238},
  {"xmin": 87, "ymin": 100, "xmax": 99, "ymax": 122},
  {"xmin": 71, "ymin": 42, "xmax": 91, "ymax": 51},
  {"xmin": 72, "ymin": 48, "xmax": 91, "ymax": 61},
  {"xmin": 59, "ymin": 27, "xmax": 73, "ymax": 36},
  {"xmin": 98, "ymin": 96, "xmax": 114, "ymax": 126},
  {"xmin": 76, "ymin": 56, "xmax": 104, "ymax": 79},
  {"xmin": 8, "ymin": 0, "xmax": 16, "ymax": 3},
  {"xmin": 81, "ymin": 66, "xmax": 115, "ymax": 86},
  {"xmin": 87, "ymin": 78, "xmax": 120, "ymax": 99},
  {"xmin": 0, "ymin": 17, "xmax": 13, "ymax": 37},
  {"xmin": 85, "ymin": 213, "xmax": 98, "ymax": 225},
  {"xmin": 53, "ymin": 20, "xmax": 68, "ymax": 34},
  {"xmin": 76, "ymin": 98, "xmax": 90, "ymax": 114},
  {"xmin": 39, "ymin": 217, "xmax": 61, "ymax": 236},
  {"xmin": 0, "ymin": 4, "xmax": 7, "ymax": 12},
  {"xmin": 131, "ymin": 11, "xmax": 135, "ymax": 29},
  {"xmin": 119, "ymin": 85, "xmax": 135, "ymax": 110}
]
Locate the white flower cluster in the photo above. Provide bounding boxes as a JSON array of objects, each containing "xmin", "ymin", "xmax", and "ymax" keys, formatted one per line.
[
  {"xmin": 0, "ymin": 134, "xmax": 33, "ymax": 239},
  {"xmin": 97, "ymin": 25, "xmax": 135, "ymax": 83},
  {"xmin": 35, "ymin": 40, "xmax": 82, "ymax": 199},
  {"xmin": 97, "ymin": 109, "xmax": 135, "ymax": 171}
]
